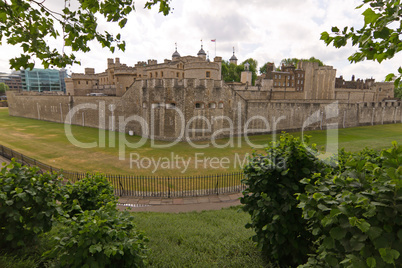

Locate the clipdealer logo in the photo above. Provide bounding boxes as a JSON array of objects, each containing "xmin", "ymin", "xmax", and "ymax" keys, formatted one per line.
[{"xmin": 63, "ymin": 101, "xmax": 340, "ymax": 172}]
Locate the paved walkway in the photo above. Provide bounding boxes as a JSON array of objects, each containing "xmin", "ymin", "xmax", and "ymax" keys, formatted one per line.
[{"xmin": 117, "ymin": 192, "xmax": 242, "ymax": 213}]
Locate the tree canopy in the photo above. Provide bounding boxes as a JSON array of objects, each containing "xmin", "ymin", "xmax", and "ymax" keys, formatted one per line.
[
  {"xmin": 280, "ymin": 57, "xmax": 324, "ymax": 67},
  {"xmin": 321, "ymin": 0, "xmax": 402, "ymax": 87},
  {"xmin": 221, "ymin": 58, "xmax": 258, "ymax": 85},
  {"xmin": 0, "ymin": 0, "xmax": 171, "ymax": 70},
  {"xmin": 0, "ymin": 82, "xmax": 9, "ymax": 94}
]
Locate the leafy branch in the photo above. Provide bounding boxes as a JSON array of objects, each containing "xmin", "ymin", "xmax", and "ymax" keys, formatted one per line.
[
  {"xmin": 321, "ymin": 0, "xmax": 402, "ymax": 89},
  {"xmin": 0, "ymin": 0, "xmax": 172, "ymax": 70}
]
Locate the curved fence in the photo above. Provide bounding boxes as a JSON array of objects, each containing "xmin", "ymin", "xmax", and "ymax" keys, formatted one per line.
[{"xmin": 0, "ymin": 144, "xmax": 246, "ymax": 198}]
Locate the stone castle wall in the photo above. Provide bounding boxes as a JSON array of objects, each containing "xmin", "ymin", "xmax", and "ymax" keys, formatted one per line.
[{"xmin": 7, "ymin": 78, "xmax": 402, "ymax": 141}]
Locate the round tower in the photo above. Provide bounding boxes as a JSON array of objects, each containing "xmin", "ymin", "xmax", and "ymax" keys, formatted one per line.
[
  {"xmin": 229, "ymin": 47, "xmax": 238, "ymax": 65},
  {"xmin": 197, "ymin": 40, "xmax": 207, "ymax": 60},
  {"xmin": 172, "ymin": 43, "xmax": 181, "ymax": 61}
]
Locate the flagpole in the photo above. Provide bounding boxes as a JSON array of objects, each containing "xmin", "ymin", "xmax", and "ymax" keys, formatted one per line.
[{"xmin": 215, "ymin": 40, "xmax": 216, "ymax": 58}]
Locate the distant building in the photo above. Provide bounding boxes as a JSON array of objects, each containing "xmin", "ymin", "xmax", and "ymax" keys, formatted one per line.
[
  {"xmin": 0, "ymin": 71, "xmax": 22, "ymax": 91},
  {"xmin": 20, "ymin": 69, "xmax": 68, "ymax": 93}
]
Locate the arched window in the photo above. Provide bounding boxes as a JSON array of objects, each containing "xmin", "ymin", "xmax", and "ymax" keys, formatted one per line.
[{"xmin": 195, "ymin": 102, "xmax": 205, "ymax": 109}]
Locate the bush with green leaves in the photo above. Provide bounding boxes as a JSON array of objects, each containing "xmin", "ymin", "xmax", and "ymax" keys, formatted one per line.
[
  {"xmin": 45, "ymin": 203, "xmax": 148, "ymax": 267},
  {"xmin": 0, "ymin": 160, "xmax": 62, "ymax": 248},
  {"xmin": 298, "ymin": 143, "xmax": 402, "ymax": 267},
  {"xmin": 61, "ymin": 173, "xmax": 117, "ymax": 216},
  {"xmin": 240, "ymin": 133, "xmax": 326, "ymax": 266}
]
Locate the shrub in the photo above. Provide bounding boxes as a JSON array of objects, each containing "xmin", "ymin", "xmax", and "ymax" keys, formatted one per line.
[
  {"xmin": 45, "ymin": 203, "xmax": 148, "ymax": 267},
  {"xmin": 60, "ymin": 173, "xmax": 117, "ymax": 216},
  {"xmin": 0, "ymin": 160, "xmax": 61, "ymax": 248},
  {"xmin": 298, "ymin": 143, "xmax": 402, "ymax": 267},
  {"xmin": 240, "ymin": 133, "xmax": 326, "ymax": 266}
]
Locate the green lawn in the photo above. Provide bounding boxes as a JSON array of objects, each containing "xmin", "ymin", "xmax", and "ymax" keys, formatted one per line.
[
  {"xmin": 0, "ymin": 207, "xmax": 271, "ymax": 268},
  {"xmin": 0, "ymin": 108, "xmax": 401, "ymax": 175},
  {"xmin": 133, "ymin": 207, "xmax": 269, "ymax": 267}
]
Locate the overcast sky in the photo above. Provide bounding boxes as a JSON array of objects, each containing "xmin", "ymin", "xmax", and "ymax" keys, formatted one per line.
[{"xmin": 1, "ymin": 0, "xmax": 401, "ymax": 82}]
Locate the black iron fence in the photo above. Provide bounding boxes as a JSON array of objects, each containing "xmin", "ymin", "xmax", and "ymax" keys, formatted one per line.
[{"xmin": 0, "ymin": 144, "xmax": 246, "ymax": 198}]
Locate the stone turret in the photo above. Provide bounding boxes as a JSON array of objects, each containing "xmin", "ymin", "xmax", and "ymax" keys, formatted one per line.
[
  {"xmin": 172, "ymin": 43, "xmax": 181, "ymax": 61},
  {"xmin": 229, "ymin": 47, "xmax": 238, "ymax": 65},
  {"xmin": 197, "ymin": 41, "xmax": 207, "ymax": 60}
]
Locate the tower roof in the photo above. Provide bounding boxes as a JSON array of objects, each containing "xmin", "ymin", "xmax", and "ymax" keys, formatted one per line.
[
  {"xmin": 172, "ymin": 43, "xmax": 180, "ymax": 58},
  {"xmin": 197, "ymin": 46, "xmax": 207, "ymax": 56},
  {"xmin": 172, "ymin": 50, "xmax": 181, "ymax": 58},
  {"xmin": 230, "ymin": 47, "xmax": 237, "ymax": 61}
]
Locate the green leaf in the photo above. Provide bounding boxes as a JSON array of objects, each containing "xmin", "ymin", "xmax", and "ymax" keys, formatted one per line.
[
  {"xmin": 379, "ymin": 248, "xmax": 400, "ymax": 264},
  {"xmin": 330, "ymin": 227, "xmax": 347, "ymax": 240},
  {"xmin": 362, "ymin": 8, "xmax": 381, "ymax": 25},
  {"xmin": 366, "ymin": 257, "xmax": 376, "ymax": 268}
]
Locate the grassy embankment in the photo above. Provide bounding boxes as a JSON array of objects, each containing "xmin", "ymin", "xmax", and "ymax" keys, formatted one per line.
[{"xmin": 0, "ymin": 107, "xmax": 401, "ymax": 176}]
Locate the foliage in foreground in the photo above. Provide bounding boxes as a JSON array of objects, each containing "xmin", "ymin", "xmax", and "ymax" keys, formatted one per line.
[
  {"xmin": 45, "ymin": 203, "xmax": 148, "ymax": 268},
  {"xmin": 321, "ymin": 0, "xmax": 402, "ymax": 89},
  {"xmin": 0, "ymin": 0, "xmax": 171, "ymax": 70},
  {"xmin": 241, "ymin": 132, "xmax": 401, "ymax": 267},
  {"xmin": 241, "ymin": 133, "xmax": 325, "ymax": 266},
  {"xmin": 0, "ymin": 161, "xmax": 61, "ymax": 249},
  {"xmin": 60, "ymin": 173, "xmax": 117, "ymax": 216},
  {"xmin": 298, "ymin": 142, "xmax": 402, "ymax": 267},
  {"xmin": 0, "ymin": 161, "xmax": 148, "ymax": 267}
]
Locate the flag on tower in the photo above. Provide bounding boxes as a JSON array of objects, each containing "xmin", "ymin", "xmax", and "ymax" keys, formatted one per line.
[{"xmin": 211, "ymin": 39, "xmax": 216, "ymax": 42}]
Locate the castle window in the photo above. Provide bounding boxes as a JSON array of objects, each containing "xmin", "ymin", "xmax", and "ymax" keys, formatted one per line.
[
  {"xmin": 86, "ymin": 81, "xmax": 88, "ymax": 85},
  {"xmin": 302, "ymin": 74, "xmax": 304, "ymax": 78},
  {"xmin": 78, "ymin": 81, "xmax": 81, "ymax": 84},
  {"xmin": 298, "ymin": 73, "xmax": 300, "ymax": 78},
  {"xmin": 274, "ymin": 82, "xmax": 277, "ymax": 86},
  {"xmin": 176, "ymin": 72, "xmax": 179, "ymax": 78},
  {"xmin": 206, "ymin": 71, "xmax": 211, "ymax": 78},
  {"xmin": 166, "ymin": 103, "xmax": 176, "ymax": 109},
  {"xmin": 151, "ymin": 103, "xmax": 160, "ymax": 109},
  {"xmin": 218, "ymin": 102, "xmax": 224, "ymax": 109},
  {"xmin": 379, "ymin": 88, "xmax": 382, "ymax": 92},
  {"xmin": 183, "ymin": 73, "xmax": 185, "ymax": 78},
  {"xmin": 150, "ymin": 73, "xmax": 153, "ymax": 78},
  {"xmin": 161, "ymin": 71, "xmax": 164, "ymax": 77},
  {"xmin": 292, "ymin": 82, "xmax": 294, "ymax": 87},
  {"xmin": 155, "ymin": 72, "xmax": 158, "ymax": 78},
  {"xmin": 195, "ymin": 102, "xmax": 205, "ymax": 109},
  {"xmin": 279, "ymin": 75, "xmax": 281, "ymax": 79},
  {"xmin": 297, "ymin": 80, "xmax": 300, "ymax": 84},
  {"xmin": 292, "ymin": 75, "xmax": 294, "ymax": 80},
  {"xmin": 274, "ymin": 75, "xmax": 277, "ymax": 79},
  {"xmin": 208, "ymin": 102, "xmax": 216, "ymax": 109},
  {"xmin": 301, "ymin": 80, "xmax": 304, "ymax": 84},
  {"xmin": 287, "ymin": 82, "xmax": 289, "ymax": 87},
  {"xmin": 288, "ymin": 76, "xmax": 290, "ymax": 80}
]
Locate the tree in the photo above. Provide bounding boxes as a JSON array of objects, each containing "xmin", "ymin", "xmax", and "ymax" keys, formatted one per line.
[
  {"xmin": 321, "ymin": 0, "xmax": 402, "ymax": 87},
  {"xmin": 259, "ymin": 62, "xmax": 269, "ymax": 74},
  {"xmin": 241, "ymin": 58, "xmax": 258, "ymax": 85},
  {"xmin": 395, "ymin": 87, "xmax": 402, "ymax": 99},
  {"xmin": 0, "ymin": 82, "xmax": 9, "ymax": 94},
  {"xmin": 0, "ymin": 0, "xmax": 171, "ymax": 70},
  {"xmin": 221, "ymin": 58, "xmax": 258, "ymax": 85},
  {"xmin": 280, "ymin": 57, "xmax": 324, "ymax": 68},
  {"xmin": 221, "ymin": 60, "xmax": 241, "ymax": 83}
]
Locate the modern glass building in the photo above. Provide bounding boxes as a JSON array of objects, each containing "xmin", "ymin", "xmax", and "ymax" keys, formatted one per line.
[{"xmin": 20, "ymin": 68, "xmax": 68, "ymax": 92}]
